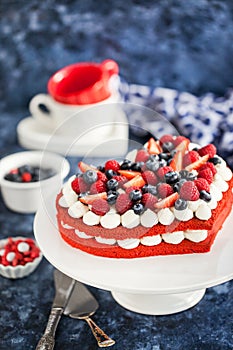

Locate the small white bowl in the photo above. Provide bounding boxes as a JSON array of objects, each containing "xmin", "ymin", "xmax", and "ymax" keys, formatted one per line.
[
  {"xmin": 0, "ymin": 151, "xmax": 70, "ymax": 213},
  {"xmin": 0, "ymin": 236, "xmax": 43, "ymax": 279}
]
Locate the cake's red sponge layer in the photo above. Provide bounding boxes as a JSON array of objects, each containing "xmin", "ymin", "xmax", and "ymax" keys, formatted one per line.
[{"xmin": 56, "ymin": 177, "xmax": 233, "ymax": 258}]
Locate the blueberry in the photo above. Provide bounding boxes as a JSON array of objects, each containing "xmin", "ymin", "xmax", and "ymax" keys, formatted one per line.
[
  {"xmin": 146, "ymin": 159, "xmax": 160, "ymax": 172},
  {"xmin": 107, "ymin": 178, "xmax": 118, "ymax": 190},
  {"xmin": 173, "ymin": 179, "xmax": 187, "ymax": 192},
  {"xmin": 149, "ymin": 154, "xmax": 160, "ymax": 161},
  {"xmin": 159, "ymin": 152, "xmax": 171, "ymax": 161},
  {"xmin": 83, "ymin": 170, "xmax": 98, "ymax": 184},
  {"xmin": 192, "ymin": 147, "xmax": 199, "ymax": 152},
  {"xmin": 133, "ymin": 203, "xmax": 144, "ymax": 215},
  {"xmin": 174, "ymin": 198, "xmax": 188, "ymax": 210},
  {"xmin": 158, "ymin": 159, "xmax": 167, "ymax": 168},
  {"xmin": 107, "ymin": 190, "xmax": 119, "ymax": 204},
  {"xmin": 186, "ymin": 172, "xmax": 197, "ymax": 181},
  {"xmin": 97, "ymin": 165, "xmax": 105, "ymax": 172},
  {"xmin": 179, "ymin": 170, "xmax": 189, "ymax": 178},
  {"xmin": 165, "ymin": 171, "xmax": 180, "ymax": 184},
  {"xmin": 4, "ymin": 173, "xmax": 22, "ymax": 182},
  {"xmin": 162, "ymin": 141, "xmax": 175, "ymax": 153},
  {"xmin": 105, "ymin": 169, "xmax": 117, "ymax": 179},
  {"xmin": 131, "ymin": 162, "xmax": 144, "ymax": 171},
  {"xmin": 129, "ymin": 189, "xmax": 142, "ymax": 202},
  {"xmin": 78, "ymin": 191, "xmax": 89, "ymax": 198},
  {"xmin": 200, "ymin": 190, "xmax": 212, "ymax": 202},
  {"xmin": 142, "ymin": 184, "xmax": 158, "ymax": 196},
  {"xmin": 120, "ymin": 159, "xmax": 132, "ymax": 170},
  {"xmin": 18, "ymin": 165, "xmax": 34, "ymax": 175},
  {"xmin": 208, "ymin": 156, "xmax": 221, "ymax": 165}
]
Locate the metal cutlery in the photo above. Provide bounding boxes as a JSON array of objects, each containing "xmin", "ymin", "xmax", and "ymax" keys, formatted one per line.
[{"xmin": 64, "ymin": 280, "xmax": 115, "ymax": 348}]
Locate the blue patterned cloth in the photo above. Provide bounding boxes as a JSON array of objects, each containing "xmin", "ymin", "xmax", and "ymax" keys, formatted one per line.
[{"xmin": 119, "ymin": 80, "xmax": 233, "ymax": 169}]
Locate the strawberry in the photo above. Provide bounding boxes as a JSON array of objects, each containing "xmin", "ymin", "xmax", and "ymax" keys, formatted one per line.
[
  {"xmin": 199, "ymin": 162, "xmax": 217, "ymax": 176},
  {"xmin": 141, "ymin": 193, "xmax": 158, "ymax": 209},
  {"xmin": 142, "ymin": 170, "xmax": 158, "ymax": 185},
  {"xmin": 154, "ymin": 192, "xmax": 179, "ymax": 209},
  {"xmin": 78, "ymin": 161, "xmax": 98, "ymax": 173},
  {"xmin": 156, "ymin": 166, "xmax": 174, "ymax": 179},
  {"xmin": 104, "ymin": 160, "xmax": 120, "ymax": 172},
  {"xmin": 118, "ymin": 170, "xmax": 141, "ymax": 179},
  {"xmin": 182, "ymin": 151, "xmax": 200, "ymax": 167},
  {"xmin": 71, "ymin": 177, "xmax": 89, "ymax": 194},
  {"xmin": 91, "ymin": 199, "xmax": 110, "ymax": 216},
  {"xmin": 97, "ymin": 172, "xmax": 108, "ymax": 182},
  {"xmin": 123, "ymin": 175, "xmax": 146, "ymax": 189},
  {"xmin": 185, "ymin": 155, "xmax": 209, "ymax": 171},
  {"xmin": 169, "ymin": 151, "xmax": 183, "ymax": 172},
  {"xmin": 198, "ymin": 144, "xmax": 216, "ymax": 158},
  {"xmin": 115, "ymin": 193, "xmax": 133, "ymax": 214},
  {"xmin": 157, "ymin": 183, "xmax": 174, "ymax": 198},
  {"xmin": 179, "ymin": 181, "xmax": 200, "ymax": 201},
  {"xmin": 147, "ymin": 138, "xmax": 162, "ymax": 154},
  {"xmin": 159, "ymin": 134, "xmax": 174, "ymax": 145},
  {"xmin": 194, "ymin": 178, "xmax": 210, "ymax": 193},
  {"xmin": 198, "ymin": 168, "xmax": 214, "ymax": 184},
  {"xmin": 135, "ymin": 149, "xmax": 150, "ymax": 162},
  {"xmin": 79, "ymin": 192, "xmax": 107, "ymax": 204},
  {"xmin": 90, "ymin": 180, "xmax": 107, "ymax": 194},
  {"xmin": 173, "ymin": 136, "xmax": 189, "ymax": 147}
]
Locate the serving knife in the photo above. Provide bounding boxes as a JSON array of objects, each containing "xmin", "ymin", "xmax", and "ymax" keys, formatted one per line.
[
  {"xmin": 36, "ymin": 269, "xmax": 76, "ymax": 350},
  {"xmin": 64, "ymin": 281, "xmax": 115, "ymax": 348}
]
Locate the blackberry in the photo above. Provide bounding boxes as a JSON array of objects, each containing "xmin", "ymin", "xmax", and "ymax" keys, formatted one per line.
[{"xmin": 174, "ymin": 198, "xmax": 188, "ymax": 210}]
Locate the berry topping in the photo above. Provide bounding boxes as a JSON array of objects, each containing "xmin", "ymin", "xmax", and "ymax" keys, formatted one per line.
[
  {"xmin": 123, "ymin": 175, "xmax": 146, "ymax": 189},
  {"xmin": 154, "ymin": 192, "xmax": 179, "ymax": 209},
  {"xmin": 198, "ymin": 168, "xmax": 214, "ymax": 184},
  {"xmin": 115, "ymin": 193, "xmax": 133, "ymax": 214},
  {"xmin": 105, "ymin": 160, "xmax": 120, "ymax": 172},
  {"xmin": 83, "ymin": 170, "xmax": 98, "ymax": 184},
  {"xmin": 179, "ymin": 181, "xmax": 200, "ymax": 201},
  {"xmin": 182, "ymin": 151, "xmax": 200, "ymax": 167},
  {"xmin": 194, "ymin": 178, "xmax": 210, "ymax": 192},
  {"xmin": 107, "ymin": 178, "xmax": 119, "ymax": 191},
  {"xmin": 159, "ymin": 134, "xmax": 174, "ymax": 145},
  {"xmin": 157, "ymin": 183, "xmax": 174, "ymax": 198},
  {"xmin": 71, "ymin": 177, "xmax": 89, "ymax": 194},
  {"xmin": 133, "ymin": 203, "xmax": 145, "ymax": 215},
  {"xmin": 199, "ymin": 190, "xmax": 212, "ymax": 202},
  {"xmin": 91, "ymin": 199, "xmax": 110, "ymax": 216},
  {"xmin": 141, "ymin": 193, "xmax": 158, "ymax": 209},
  {"xmin": 90, "ymin": 180, "xmax": 106, "ymax": 194},
  {"xmin": 164, "ymin": 171, "xmax": 180, "ymax": 184},
  {"xmin": 135, "ymin": 149, "xmax": 150, "ymax": 163},
  {"xmin": 198, "ymin": 144, "xmax": 216, "ymax": 158},
  {"xmin": 107, "ymin": 191, "xmax": 119, "ymax": 205},
  {"xmin": 185, "ymin": 155, "xmax": 209, "ymax": 171},
  {"xmin": 142, "ymin": 170, "xmax": 158, "ymax": 185},
  {"xmin": 174, "ymin": 198, "xmax": 188, "ymax": 211},
  {"xmin": 79, "ymin": 192, "xmax": 107, "ymax": 204},
  {"xmin": 156, "ymin": 166, "xmax": 174, "ymax": 179},
  {"xmin": 147, "ymin": 137, "xmax": 162, "ymax": 154},
  {"xmin": 129, "ymin": 189, "xmax": 142, "ymax": 202}
]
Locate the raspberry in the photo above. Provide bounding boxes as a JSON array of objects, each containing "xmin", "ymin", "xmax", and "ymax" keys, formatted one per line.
[
  {"xmin": 104, "ymin": 160, "xmax": 120, "ymax": 172},
  {"xmin": 179, "ymin": 181, "xmax": 200, "ymax": 201},
  {"xmin": 115, "ymin": 193, "xmax": 133, "ymax": 214},
  {"xmin": 198, "ymin": 168, "xmax": 214, "ymax": 184},
  {"xmin": 156, "ymin": 166, "xmax": 173, "ymax": 179},
  {"xmin": 135, "ymin": 149, "xmax": 150, "ymax": 163},
  {"xmin": 22, "ymin": 172, "xmax": 32, "ymax": 182},
  {"xmin": 198, "ymin": 144, "xmax": 216, "ymax": 158},
  {"xmin": 113, "ymin": 175, "xmax": 127, "ymax": 187},
  {"xmin": 91, "ymin": 199, "xmax": 110, "ymax": 216},
  {"xmin": 157, "ymin": 183, "xmax": 174, "ymax": 198},
  {"xmin": 199, "ymin": 162, "xmax": 217, "ymax": 176},
  {"xmin": 142, "ymin": 170, "xmax": 158, "ymax": 185},
  {"xmin": 172, "ymin": 136, "xmax": 188, "ymax": 147},
  {"xmin": 97, "ymin": 172, "xmax": 108, "ymax": 182},
  {"xmin": 159, "ymin": 134, "xmax": 174, "ymax": 145},
  {"xmin": 194, "ymin": 178, "xmax": 210, "ymax": 193},
  {"xmin": 71, "ymin": 177, "xmax": 89, "ymax": 194},
  {"xmin": 141, "ymin": 193, "xmax": 158, "ymax": 209},
  {"xmin": 182, "ymin": 151, "xmax": 200, "ymax": 167},
  {"xmin": 90, "ymin": 180, "xmax": 106, "ymax": 194}
]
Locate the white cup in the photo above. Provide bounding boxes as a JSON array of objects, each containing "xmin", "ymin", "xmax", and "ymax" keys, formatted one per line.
[{"xmin": 29, "ymin": 91, "xmax": 121, "ymax": 136}]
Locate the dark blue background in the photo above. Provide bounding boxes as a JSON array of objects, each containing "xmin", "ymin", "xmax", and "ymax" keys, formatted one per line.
[{"xmin": 0, "ymin": 1, "xmax": 233, "ymax": 349}]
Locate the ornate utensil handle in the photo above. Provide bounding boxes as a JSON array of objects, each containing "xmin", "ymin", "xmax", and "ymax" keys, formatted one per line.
[
  {"xmin": 85, "ymin": 317, "xmax": 115, "ymax": 348},
  {"xmin": 35, "ymin": 307, "xmax": 63, "ymax": 350}
]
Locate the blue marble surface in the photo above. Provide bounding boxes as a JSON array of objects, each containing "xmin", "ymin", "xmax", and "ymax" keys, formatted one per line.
[{"xmin": 0, "ymin": 1, "xmax": 233, "ymax": 349}]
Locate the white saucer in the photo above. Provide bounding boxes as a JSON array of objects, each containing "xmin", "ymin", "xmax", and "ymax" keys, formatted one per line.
[
  {"xmin": 34, "ymin": 193, "xmax": 233, "ymax": 315},
  {"xmin": 17, "ymin": 110, "xmax": 129, "ymax": 157}
]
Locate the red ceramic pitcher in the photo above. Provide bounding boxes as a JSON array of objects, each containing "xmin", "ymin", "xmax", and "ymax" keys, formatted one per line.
[{"xmin": 47, "ymin": 59, "xmax": 119, "ymax": 105}]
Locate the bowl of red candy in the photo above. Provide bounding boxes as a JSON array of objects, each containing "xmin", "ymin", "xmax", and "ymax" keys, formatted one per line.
[{"xmin": 0, "ymin": 237, "xmax": 42, "ymax": 279}]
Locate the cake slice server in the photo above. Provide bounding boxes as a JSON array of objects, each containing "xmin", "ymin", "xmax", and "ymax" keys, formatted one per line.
[
  {"xmin": 64, "ymin": 281, "xmax": 115, "ymax": 348},
  {"xmin": 36, "ymin": 269, "xmax": 76, "ymax": 350}
]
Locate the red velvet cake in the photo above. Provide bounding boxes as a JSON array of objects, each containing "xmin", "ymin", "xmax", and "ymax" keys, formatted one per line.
[{"xmin": 56, "ymin": 135, "xmax": 233, "ymax": 258}]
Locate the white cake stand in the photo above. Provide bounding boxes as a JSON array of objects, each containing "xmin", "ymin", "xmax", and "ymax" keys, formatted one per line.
[{"xmin": 34, "ymin": 194, "xmax": 233, "ymax": 315}]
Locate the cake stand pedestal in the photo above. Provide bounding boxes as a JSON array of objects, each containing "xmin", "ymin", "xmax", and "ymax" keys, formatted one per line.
[{"xmin": 34, "ymin": 194, "xmax": 233, "ymax": 316}]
